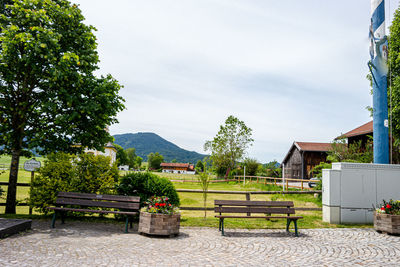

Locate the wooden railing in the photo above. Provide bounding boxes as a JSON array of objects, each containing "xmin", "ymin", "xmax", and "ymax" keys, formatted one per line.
[
  {"xmin": 176, "ymin": 189, "xmax": 322, "ymax": 211},
  {"xmin": 0, "ymin": 183, "xmax": 322, "ymax": 211},
  {"xmin": 233, "ymin": 175, "xmax": 316, "ymax": 191}
]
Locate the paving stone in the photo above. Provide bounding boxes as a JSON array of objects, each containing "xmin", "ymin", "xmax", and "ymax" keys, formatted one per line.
[{"xmin": 0, "ymin": 220, "xmax": 399, "ymax": 266}]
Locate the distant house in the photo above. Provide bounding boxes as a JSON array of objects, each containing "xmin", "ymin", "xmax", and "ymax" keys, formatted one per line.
[
  {"xmin": 85, "ymin": 141, "xmax": 117, "ymax": 164},
  {"xmin": 118, "ymin": 165, "xmax": 129, "ymax": 171},
  {"xmin": 160, "ymin": 163, "xmax": 195, "ymax": 174},
  {"xmin": 336, "ymin": 121, "xmax": 373, "ymax": 147},
  {"xmin": 282, "ymin": 142, "xmax": 332, "ymax": 179}
]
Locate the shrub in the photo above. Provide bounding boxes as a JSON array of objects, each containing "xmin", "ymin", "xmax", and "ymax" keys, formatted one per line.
[
  {"xmin": 30, "ymin": 152, "xmax": 118, "ymax": 213},
  {"xmin": 116, "ymin": 172, "xmax": 179, "ymax": 207}
]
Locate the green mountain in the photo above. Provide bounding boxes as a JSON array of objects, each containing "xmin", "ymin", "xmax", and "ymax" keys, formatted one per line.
[{"xmin": 113, "ymin": 132, "xmax": 208, "ymax": 163}]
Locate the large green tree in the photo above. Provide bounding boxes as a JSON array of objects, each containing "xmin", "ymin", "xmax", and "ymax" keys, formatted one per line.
[
  {"xmin": 390, "ymin": 6, "xmax": 400, "ymax": 149},
  {"xmin": 204, "ymin": 115, "xmax": 253, "ymax": 176},
  {"xmin": 0, "ymin": 0, "xmax": 125, "ymax": 213}
]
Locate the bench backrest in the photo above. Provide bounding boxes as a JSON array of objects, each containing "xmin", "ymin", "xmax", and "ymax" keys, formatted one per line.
[
  {"xmin": 214, "ymin": 200, "xmax": 296, "ymax": 215},
  {"xmin": 56, "ymin": 192, "xmax": 140, "ymax": 211}
]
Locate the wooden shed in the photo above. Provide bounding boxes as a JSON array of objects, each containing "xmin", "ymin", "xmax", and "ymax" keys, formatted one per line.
[{"xmin": 282, "ymin": 142, "xmax": 332, "ymax": 179}]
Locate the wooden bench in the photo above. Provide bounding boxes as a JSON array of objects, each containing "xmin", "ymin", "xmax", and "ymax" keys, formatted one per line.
[
  {"xmin": 46, "ymin": 192, "xmax": 140, "ymax": 233},
  {"xmin": 214, "ymin": 200, "xmax": 303, "ymax": 236}
]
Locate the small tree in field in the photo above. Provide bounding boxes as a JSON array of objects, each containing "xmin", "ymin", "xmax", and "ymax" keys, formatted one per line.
[
  {"xmin": 0, "ymin": 0, "xmax": 125, "ymax": 213},
  {"xmin": 204, "ymin": 115, "xmax": 253, "ymax": 177},
  {"xmin": 197, "ymin": 160, "xmax": 211, "ymax": 219},
  {"xmin": 147, "ymin": 152, "xmax": 164, "ymax": 170}
]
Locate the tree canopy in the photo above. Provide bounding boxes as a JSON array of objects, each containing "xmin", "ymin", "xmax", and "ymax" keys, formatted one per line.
[
  {"xmin": 0, "ymin": 0, "xmax": 125, "ymax": 213},
  {"xmin": 204, "ymin": 115, "xmax": 253, "ymax": 176},
  {"xmin": 147, "ymin": 152, "xmax": 164, "ymax": 170},
  {"xmin": 389, "ymin": 6, "xmax": 400, "ymax": 148}
]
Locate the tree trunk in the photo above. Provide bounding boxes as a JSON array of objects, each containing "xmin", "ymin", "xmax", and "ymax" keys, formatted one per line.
[{"xmin": 5, "ymin": 149, "xmax": 21, "ymax": 214}]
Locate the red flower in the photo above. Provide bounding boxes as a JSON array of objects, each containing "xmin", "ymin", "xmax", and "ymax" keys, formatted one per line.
[
  {"xmin": 169, "ymin": 204, "xmax": 171, "ymax": 206},
  {"xmin": 155, "ymin": 203, "xmax": 159, "ymax": 206},
  {"xmin": 386, "ymin": 204, "xmax": 392, "ymax": 209}
]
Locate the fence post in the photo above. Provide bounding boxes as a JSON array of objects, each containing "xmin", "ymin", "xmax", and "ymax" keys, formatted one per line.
[
  {"xmin": 301, "ymin": 180, "xmax": 304, "ymax": 191},
  {"xmin": 246, "ymin": 193, "xmax": 251, "ymax": 216},
  {"xmin": 286, "ymin": 179, "xmax": 289, "ymax": 190},
  {"xmin": 257, "ymin": 176, "xmax": 259, "ymax": 183}
]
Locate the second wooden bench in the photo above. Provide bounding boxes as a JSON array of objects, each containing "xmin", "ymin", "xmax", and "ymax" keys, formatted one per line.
[
  {"xmin": 214, "ymin": 200, "xmax": 303, "ymax": 236},
  {"xmin": 47, "ymin": 192, "xmax": 140, "ymax": 233}
]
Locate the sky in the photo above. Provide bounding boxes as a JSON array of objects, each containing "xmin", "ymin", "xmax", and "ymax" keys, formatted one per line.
[{"xmin": 74, "ymin": 0, "xmax": 400, "ymax": 163}]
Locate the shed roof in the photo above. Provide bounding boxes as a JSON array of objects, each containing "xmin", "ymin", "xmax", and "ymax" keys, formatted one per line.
[
  {"xmin": 336, "ymin": 121, "xmax": 373, "ymax": 139},
  {"xmin": 282, "ymin": 141, "xmax": 332, "ymax": 165}
]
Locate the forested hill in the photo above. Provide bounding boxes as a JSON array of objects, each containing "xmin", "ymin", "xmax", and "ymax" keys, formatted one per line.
[{"xmin": 113, "ymin": 132, "xmax": 207, "ymax": 163}]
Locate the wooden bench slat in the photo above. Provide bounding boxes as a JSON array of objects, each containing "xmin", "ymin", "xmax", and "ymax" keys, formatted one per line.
[
  {"xmin": 214, "ymin": 200, "xmax": 294, "ymax": 207},
  {"xmin": 56, "ymin": 197, "xmax": 140, "ymax": 210},
  {"xmin": 58, "ymin": 192, "xmax": 140, "ymax": 202},
  {"xmin": 215, "ymin": 215, "xmax": 303, "ymax": 219},
  {"xmin": 47, "ymin": 207, "xmax": 138, "ymax": 215},
  {"xmin": 215, "ymin": 207, "xmax": 296, "ymax": 214}
]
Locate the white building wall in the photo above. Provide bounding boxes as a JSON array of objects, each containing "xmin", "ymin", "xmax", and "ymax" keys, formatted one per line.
[{"xmin": 323, "ymin": 162, "xmax": 400, "ymax": 224}]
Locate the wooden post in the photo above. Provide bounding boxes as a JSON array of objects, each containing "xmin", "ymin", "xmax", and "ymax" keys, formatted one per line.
[
  {"xmin": 286, "ymin": 179, "xmax": 289, "ymax": 190},
  {"xmin": 29, "ymin": 171, "xmax": 34, "ymax": 215},
  {"xmin": 246, "ymin": 193, "xmax": 251, "ymax": 216},
  {"xmin": 301, "ymin": 180, "xmax": 304, "ymax": 191},
  {"xmin": 257, "ymin": 176, "xmax": 259, "ymax": 183}
]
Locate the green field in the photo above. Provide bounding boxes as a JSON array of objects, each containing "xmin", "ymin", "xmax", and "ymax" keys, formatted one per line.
[{"xmin": 0, "ymin": 161, "xmax": 371, "ymax": 229}]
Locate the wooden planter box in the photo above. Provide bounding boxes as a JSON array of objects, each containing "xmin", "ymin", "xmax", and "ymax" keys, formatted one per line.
[
  {"xmin": 374, "ymin": 212, "xmax": 400, "ymax": 235},
  {"xmin": 138, "ymin": 212, "xmax": 180, "ymax": 236}
]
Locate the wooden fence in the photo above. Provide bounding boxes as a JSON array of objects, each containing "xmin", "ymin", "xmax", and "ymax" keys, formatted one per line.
[
  {"xmin": 176, "ymin": 189, "xmax": 322, "ymax": 211},
  {"xmin": 233, "ymin": 175, "xmax": 316, "ymax": 191},
  {"xmin": 0, "ymin": 183, "xmax": 322, "ymax": 211}
]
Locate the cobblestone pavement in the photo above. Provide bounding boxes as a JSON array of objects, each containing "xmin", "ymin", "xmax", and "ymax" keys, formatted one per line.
[{"xmin": 1, "ymin": 220, "xmax": 400, "ymax": 266}]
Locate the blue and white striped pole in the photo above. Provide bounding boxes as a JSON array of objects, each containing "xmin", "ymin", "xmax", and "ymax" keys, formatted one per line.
[{"xmin": 370, "ymin": 0, "xmax": 389, "ymax": 164}]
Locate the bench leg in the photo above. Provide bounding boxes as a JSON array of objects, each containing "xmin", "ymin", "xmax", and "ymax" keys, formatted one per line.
[
  {"xmin": 125, "ymin": 217, "xmax": 129, "ymax": 233},
  {"xmin": 286, "ymin": 218, "xmax": 291, "ymax": 232},
  {"xmin": 221, "ymin": 219, "xmax": 225, "ymax": 236},
  {"xmin": 130, "ymin": 218, "xmax": 133, "ymax": 229},
  {"xmin": 294, "ymin": 219, "xmax": 299, "ymax": 237},
  {"xmin": 51, "ymin": 212, "xmax": 57, "ymax": 228},
  {"xmin": 61, "ymin": 211, "xmax": 65, "ymax": 224},
  {"xmin": 219, "ymin": 219, "xmax": 221, "ymax": 231}
]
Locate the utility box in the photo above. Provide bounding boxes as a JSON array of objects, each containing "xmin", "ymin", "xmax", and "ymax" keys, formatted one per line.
[{"xmin": 322, "ymin": 162, "xmax": 400, "ymax": 224}]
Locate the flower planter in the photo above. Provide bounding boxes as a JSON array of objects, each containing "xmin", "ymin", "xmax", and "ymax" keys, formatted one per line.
[
  {"xmin": 138, "ymin": 212, "xmax": 180, "ymax": 236},
  {"xmin": 374, "ymin": 212, "xmax": 400, "ymax": 235}
]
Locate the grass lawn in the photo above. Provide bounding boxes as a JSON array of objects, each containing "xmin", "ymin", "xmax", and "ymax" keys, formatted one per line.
[{"xmin": 0, "ymin": 167, "xmax": 372, "ymax": 229}]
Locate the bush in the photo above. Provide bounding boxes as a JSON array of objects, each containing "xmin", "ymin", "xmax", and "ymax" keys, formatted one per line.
[
  {"xmin": 30, "ymin": 152, "xmax": 118, "ymax": 213},
  {"xmin": 116, "ymin": 172, "xmax": 180, "ymax": 207}
]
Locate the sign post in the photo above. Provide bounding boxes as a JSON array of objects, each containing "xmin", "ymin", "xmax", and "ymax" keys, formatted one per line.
[{"xmin": 24, "ymin": 159, "xmax": 41, "ymax": 215}]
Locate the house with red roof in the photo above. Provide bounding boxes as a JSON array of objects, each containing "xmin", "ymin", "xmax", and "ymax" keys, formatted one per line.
[
  {"xmin": 336, "ymin": 121, "xmax": 373, "ymax": 147},
  {"xmin": 282, "ymin": 141, "xmax": 332, "ymax": 179},
  {"xmin": 160, "ymin": 162, "xmax": 195, "ymax": 174}
]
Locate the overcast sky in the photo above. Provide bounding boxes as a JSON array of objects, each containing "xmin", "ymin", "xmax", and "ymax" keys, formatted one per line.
[{"xmin": 74, "ymin": 0, "xmax": 400, "ymax": 163}]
